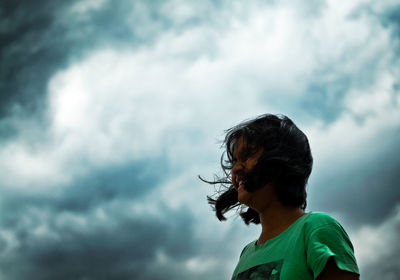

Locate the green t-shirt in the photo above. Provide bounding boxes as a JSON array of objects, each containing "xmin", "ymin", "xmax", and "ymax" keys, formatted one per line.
[{"xmin": 231, "ymin": 212, "xmax": 359, "ymax": 280}]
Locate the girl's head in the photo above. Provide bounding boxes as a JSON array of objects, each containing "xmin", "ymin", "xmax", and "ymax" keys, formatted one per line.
[{"xmin": 202, "ymin": 114, "xmax": 313, "ymax": 224}]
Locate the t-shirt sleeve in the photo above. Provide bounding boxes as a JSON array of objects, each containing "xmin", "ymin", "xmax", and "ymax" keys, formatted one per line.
[{"xmin": 306, "ymin": 222, "xmax": 359, "ymax": 279}]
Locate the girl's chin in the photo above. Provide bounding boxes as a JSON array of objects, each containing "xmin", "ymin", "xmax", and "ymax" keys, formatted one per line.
[{"xmin": 237, "ymin": 189, "xmax": 251, "ymax": 204}]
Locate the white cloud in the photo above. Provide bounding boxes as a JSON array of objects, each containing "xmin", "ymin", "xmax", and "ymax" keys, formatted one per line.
[
  {"xmin": 0, "ymin": 229, "xmax": 20, "ymax": 255},
  {"xmin": 306, "ymin": 56, "xmax": 399, "ymax": 185},
  {"xmin": 352, "ymin": 204, "xmax": 400, "ymax": 280},
  {"xmin": 1, "ymin": 0, "xmax": 399, "ymax": 279},
  {"xmin": 0, "ymin": 0, "xmax": 397, "ymax": 198},
  {"xmin": 70, "ymin": 0, "xmax": 106, "ymax": 15}
]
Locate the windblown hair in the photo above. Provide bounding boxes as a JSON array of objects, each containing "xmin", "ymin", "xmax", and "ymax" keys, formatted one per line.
[{"xmin": 199, "ymin": 114, "xmax": 313, "ymax": 225}]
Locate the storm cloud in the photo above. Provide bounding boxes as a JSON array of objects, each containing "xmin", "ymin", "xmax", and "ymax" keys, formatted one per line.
[{"xmin": 1, "ymin": 0, "xmax": 399, "ymax": 279}]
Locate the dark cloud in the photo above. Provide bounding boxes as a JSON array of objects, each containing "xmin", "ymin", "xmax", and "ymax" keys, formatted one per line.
[
  {"xmin": 0, "ymin": 158, "xmax": 199, "ymax": 280},
  {"xmin": 308, "ymin": 127, "xmax": 400, "ymax": 227},
  {"xmin": 0, "ymin": 0, "xmax": 230, "ymax": 146},
  {"xmin": 0, "ymin": 1, "xmax": 222, "ymax": 277},
  {"xmin": 54, "ymin": 160, "xmax": 169, "ymax": 213},
  {"xmin": 1, "ymin": 0, "xmax": 73, "ymax": 118},
  {"xmin": 0, "ymin": 158, "xmax": 168, "ymax": 218},
  {"xmin": 0, "ymin": 0, "xmax": 179, "ymax": 128},
  {"xmin": 379, "ymin": 4, "xmax": 400, "ymax": 40},
  {"xmin": 1, "ymin": 0, "xmax": 400, "ymax": 279},
  {"xmin": 0, "ymin": 206, "xmax": 196, "ymax": 280},
  {"xmin": 300, "ymin": 75, "xmax": 351, "ymax": 123}
]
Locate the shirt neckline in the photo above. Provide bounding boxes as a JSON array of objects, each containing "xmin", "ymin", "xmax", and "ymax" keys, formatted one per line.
[{"xmin": 253, "ymin": 211, "xmax": 312, "ymax": 248}]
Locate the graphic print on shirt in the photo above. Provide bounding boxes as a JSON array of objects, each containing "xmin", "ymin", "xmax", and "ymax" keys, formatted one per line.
[{"xmin": 232, "ymin": 259, "xmax": 283, "ymax": 280}]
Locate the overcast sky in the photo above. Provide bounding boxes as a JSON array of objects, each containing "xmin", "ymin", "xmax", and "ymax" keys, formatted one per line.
[{"xmin": 1, "ymin": 0, "xmax": 399, "ymax": 279}]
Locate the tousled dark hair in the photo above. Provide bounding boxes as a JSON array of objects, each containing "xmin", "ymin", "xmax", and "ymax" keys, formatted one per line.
[{"xmin": 199, "ymin": 114, "xmax": 313, "ymax": 225}]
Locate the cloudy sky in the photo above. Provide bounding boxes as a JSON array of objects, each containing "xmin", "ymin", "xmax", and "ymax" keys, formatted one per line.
[{"xmin": 1, "ymin": 0, "xmax": 399, "ymax": 279}]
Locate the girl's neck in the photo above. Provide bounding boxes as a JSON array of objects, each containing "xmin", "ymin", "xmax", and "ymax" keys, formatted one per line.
[{"xmin": 257, "ymin": 205, "xmax": 305, "ymax": 245}]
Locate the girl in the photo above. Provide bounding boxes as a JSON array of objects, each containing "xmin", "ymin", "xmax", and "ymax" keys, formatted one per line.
[{"xmin": 201, "ymin": 114, "xmax": 359, "ymax": 280}]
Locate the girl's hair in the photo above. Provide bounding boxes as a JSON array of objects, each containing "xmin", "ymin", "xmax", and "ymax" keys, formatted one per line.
[{"xmin": 199, "ymin": 114, "xmax": 313, "ymax": 225}]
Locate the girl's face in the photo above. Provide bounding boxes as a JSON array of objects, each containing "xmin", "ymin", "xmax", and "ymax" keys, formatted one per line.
[
  {"xmin": 231, "ymin": 136, "xmax": 263, "ymax": 205},
  {"xmin": 231, "ymin": 136, "xmax": 278, "ymax": 212}
]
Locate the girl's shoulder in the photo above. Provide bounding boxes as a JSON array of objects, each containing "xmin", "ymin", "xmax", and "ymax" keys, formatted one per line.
[{"xmin": 302, "ymin": 211, "xmax": 344, "ymax": 234}]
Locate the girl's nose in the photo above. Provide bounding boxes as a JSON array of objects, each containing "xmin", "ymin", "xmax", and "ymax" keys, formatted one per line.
[{"xmin": 232, "ymin": 161, "xmax": 244, "ymax": 175}]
